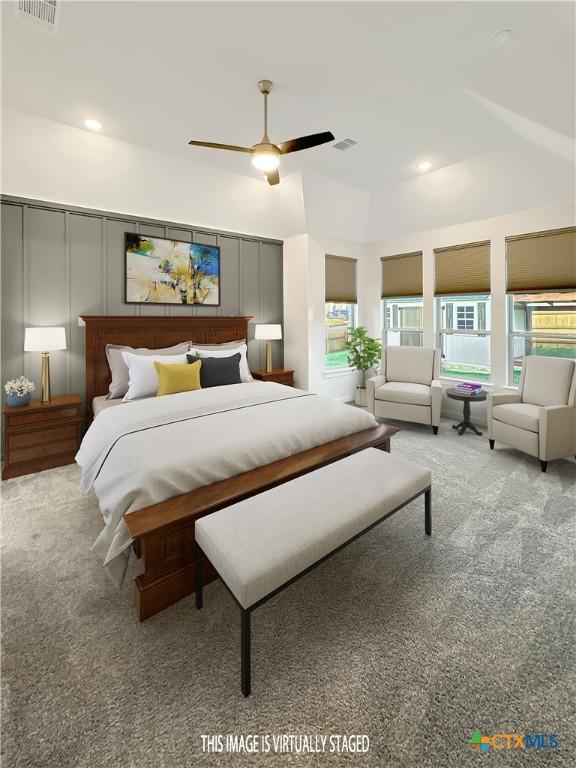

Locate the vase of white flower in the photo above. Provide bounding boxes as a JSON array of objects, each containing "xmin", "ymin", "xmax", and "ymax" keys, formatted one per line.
[{"xmin": 4, "ymin": 376, "xmax": 35, "ymax": 407}]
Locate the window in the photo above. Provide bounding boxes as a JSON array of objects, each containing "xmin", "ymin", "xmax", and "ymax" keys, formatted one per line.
[
  {"xmin": 437, "ymin": 294, "xmax": 491, "ymax": 382},
  {"xmin": 325, "ymin": 303, "xmax": 356, "ymax": 368},
  {"xmin": 382, "ymin": 297, "xmax": 423, "ymax": 346},
  {"xmin": 505, "ymin": 228, "xmax": 575, "ymax": 385},
  {"xmin": 434, "ymin": 240, "xmax": 491, "ymax": 382},
  {"xmin": 381, "ymin": 252, "xmax": 423, "ymax": 348},
  {"xmin": 325, "ymin": 254, "xmax": 357, "ymax": 369},
  {"xmin": 456, "ymin": 305, "xmax": 475, "ymax": 330},
  {"xmin": 381, "ymin": 250, "xmax": 423, "ymax": 347},
  {"xmin": 507, "ymin": 292, "xmax": 576, "ymax": 384}
]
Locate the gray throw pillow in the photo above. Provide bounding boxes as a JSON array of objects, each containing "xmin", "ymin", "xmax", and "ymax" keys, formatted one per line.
[
  {"xmin": 187, "ymin": 353, "xmax": 242, "ymax": 388},
  {"xmin": 106, "ymin": 342, "xmax": 191, "ymax": 399}
]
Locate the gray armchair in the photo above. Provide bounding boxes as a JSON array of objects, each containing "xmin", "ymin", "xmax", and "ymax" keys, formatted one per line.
[
  {"xmin": 487, "ymin": 355, "xmax": 576, "ymax": 472},
  {"xmin": 367, "ymin": 346, "xmax": 442, "ymax": 433}
]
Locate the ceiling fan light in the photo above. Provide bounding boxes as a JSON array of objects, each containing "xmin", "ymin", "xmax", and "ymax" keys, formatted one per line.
[{"xmin": 251, "ymin": 148, "xmax": 280, "ymax": 172}]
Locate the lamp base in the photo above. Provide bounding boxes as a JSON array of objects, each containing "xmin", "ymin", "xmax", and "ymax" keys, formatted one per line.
[
  {"xmin": 265, "ymin": 342, "xmax": 272, "ymax": 373},
  {"xmin": 41, "ymin": 352, "xmax": 51, "ymax": 402}
]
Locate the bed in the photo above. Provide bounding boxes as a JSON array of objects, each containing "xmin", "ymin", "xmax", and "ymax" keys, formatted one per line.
[
  {"xmin": 92, "ymin": 395, "xmax": 124, "ymax": 417},
  {"xmin": 79, "ymin": 315, "xmax": 398, "ymax": 620}
]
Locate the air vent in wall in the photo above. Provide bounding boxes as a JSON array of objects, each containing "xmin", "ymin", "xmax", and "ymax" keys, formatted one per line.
[
  {"xmin": 333, "ymin": 138, "xmax": 358, "ymax": 151},
  {"xmin": 17, "ymin": 0, "xmax": 57, "ymax": 27}
]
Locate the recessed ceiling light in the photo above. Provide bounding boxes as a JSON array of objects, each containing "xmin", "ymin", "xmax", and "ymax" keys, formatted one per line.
[
  {"xmin": 84, "ymin": 119, "xmax": 102, "ymax": 132},
  {"xmin": 418, "ymin": 161, "xmax": 432, "ymax": 173},
  {"xmin": 493, "ymin": 28, "xmax": 512, "ymax": 46}
]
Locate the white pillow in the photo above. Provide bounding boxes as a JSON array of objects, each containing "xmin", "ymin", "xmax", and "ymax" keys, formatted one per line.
[
  {"xmin": 105, "ymin": 342, "xmax": 191, "ymax": 399},
  {"xmin": 122, "ymin": 351, "xmax": 188, "ymax": 401},
  {"xmin": 190, "ymin": 343, "xmax": 253, "ymax": 383}
]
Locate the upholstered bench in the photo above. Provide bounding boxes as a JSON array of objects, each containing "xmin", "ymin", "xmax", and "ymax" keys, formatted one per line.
[{"xmin": 194, "ymin": 447, "xmax": 432, "ymax": 696}]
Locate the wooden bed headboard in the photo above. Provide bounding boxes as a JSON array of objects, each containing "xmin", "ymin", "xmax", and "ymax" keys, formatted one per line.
[{"xmin": 81, "ymin": 315, "xmax": 252, "ymax": 413}]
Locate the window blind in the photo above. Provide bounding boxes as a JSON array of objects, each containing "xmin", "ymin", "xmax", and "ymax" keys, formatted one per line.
[
  {"xmin": 434, "ymin": 241, "xmax": 490, "ymax": 296},
  {"xmin": 325, "ymin": 255, "xmax": 357, "ymax": 303},
  {"xmin": 506, "ymin": 227, "xmax": 576, "ymax": 292},
  {"xmin": 381, "ymin": 252, "xmax": 423, "ymax": 298}
]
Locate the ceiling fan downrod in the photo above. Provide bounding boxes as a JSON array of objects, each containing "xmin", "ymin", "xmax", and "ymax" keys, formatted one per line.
[{"xmin": 258, "ymin": 79, "xmax": 273, "ymax": 143}]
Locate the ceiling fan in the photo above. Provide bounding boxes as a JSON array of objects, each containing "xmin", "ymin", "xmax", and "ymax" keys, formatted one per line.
[{"xmin": 188, "ymin": 80, "xmax": 335, "ymax": 186}]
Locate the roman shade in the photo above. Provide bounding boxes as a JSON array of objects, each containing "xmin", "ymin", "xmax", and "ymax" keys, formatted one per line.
[
  {"xmin": 506, "ymin": 227, "xmax": 576, "ymax": 293},
  {"xmin": 381, "ymin": 252, "xmax": 423, "ymax": 298},
  {"xmin": 325, "ymin": 255, "xmax": 357, "ymax": 303},
  {"xmin": 434, "ymin": 241, "xmax": 490, "ymax": 296}
]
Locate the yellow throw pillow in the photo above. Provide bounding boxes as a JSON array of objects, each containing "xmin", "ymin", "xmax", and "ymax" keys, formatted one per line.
[{"xmin": 154, "ymin": 360, "xmax": 202, "ymax": 396}]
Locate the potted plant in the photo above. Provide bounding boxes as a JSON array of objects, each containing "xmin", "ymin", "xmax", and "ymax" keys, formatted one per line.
[
  {"xmin": 344, "ymin": 327, "xmax": 382, "ymax": 406},
  {"xmin": 4, "ymin": 376, "xmax": 35, "ymax": 407}
]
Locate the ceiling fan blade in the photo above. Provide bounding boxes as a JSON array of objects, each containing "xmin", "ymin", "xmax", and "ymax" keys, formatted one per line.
[
  {"xmin": 276, "ymin": 131, "xmax": 335, "ymax": 155},
  {"xmin": 188, "ymin": 140, "xmax": 252, "ymax": 153},
  {"xmin": 265, "ymin": 169, "xmax": 280, "ymax": 186}
]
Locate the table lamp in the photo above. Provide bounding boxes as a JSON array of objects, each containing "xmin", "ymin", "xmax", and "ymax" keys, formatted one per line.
[
  {"xmin": 24, "ymin": 327, "xmax": 66, "ymax": 402},
  {"xmin": 254, "ymin": 324, "xmax": 282, "ymax": 373}
]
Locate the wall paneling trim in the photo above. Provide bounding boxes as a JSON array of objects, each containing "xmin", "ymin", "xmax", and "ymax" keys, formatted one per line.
[{"xmin": 1, "ymin": 196, "xmax": 284, "ymax": 410}]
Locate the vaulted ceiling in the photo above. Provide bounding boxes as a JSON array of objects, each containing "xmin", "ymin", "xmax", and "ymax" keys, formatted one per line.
[{"xmin": 2, "ymin": 1, "xmax": 574, "ymax": 194}]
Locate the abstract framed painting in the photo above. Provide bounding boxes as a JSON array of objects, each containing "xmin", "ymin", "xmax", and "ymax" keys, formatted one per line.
[{"xmin": 125, "ymin": 233, "xmax": 220, "ymax": 305}]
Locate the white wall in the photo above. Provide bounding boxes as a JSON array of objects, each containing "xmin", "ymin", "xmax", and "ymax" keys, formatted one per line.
[
  {"xmin": 286, "ymin": 202, "xmax": 576, "ymax": 410},
  {"xmin": 283, "ymin": 234, "xmax": 310, "ymax": 390},
  {"xmin": 371, "ymin": 201, "xmax": 576, "ymax": 422},
  {"xmin": 282, "ymin": 177, "xmax": 373, "ymax": 400},
  {"xmin": 302, "ymin": 173, "xmax": 371, "ymax": 242},
  {"xmin": 283, "ymin": 234, "xmax": 378, "ymax": 402},
  {"xmin": 1, "ymin": 109, "xmax": 306, "ymax": 241},
  {"xmin": 368, "ymin": 144, "xmax": 575, "ymax": 242}
]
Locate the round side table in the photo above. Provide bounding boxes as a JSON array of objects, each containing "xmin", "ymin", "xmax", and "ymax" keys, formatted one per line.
[{"xmin": 446, "ymin": 388, "xmax": 487, "ymax": 436}]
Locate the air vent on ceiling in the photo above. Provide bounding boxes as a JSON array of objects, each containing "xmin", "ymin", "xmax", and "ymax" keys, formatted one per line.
[
  {"xmin": 17, "ymin": 0, "xmax": 57, "ymax": 28},
  {"xmin": 333, "ymin": 138, "xmax": 358, "ymax": 151}
]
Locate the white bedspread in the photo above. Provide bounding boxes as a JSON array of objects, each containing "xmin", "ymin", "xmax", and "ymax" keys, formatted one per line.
[{"xmin": 76, "ymin": 382, "xmax": 377, "ymax": 585}]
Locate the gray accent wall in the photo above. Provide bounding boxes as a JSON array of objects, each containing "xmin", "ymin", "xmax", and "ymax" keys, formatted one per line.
[{"xmin": 1, "ymin": 196, "xmax": 283, "ymax": 408}]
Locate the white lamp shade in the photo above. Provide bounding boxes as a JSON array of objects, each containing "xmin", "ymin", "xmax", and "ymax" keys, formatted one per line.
[
  {"xmin": 254, "ymin": 324, "xmax": 282, "ymax": 340},
  {"xmin": 24, "ymin": 327, "xmax": 67, "ymax": 352}
]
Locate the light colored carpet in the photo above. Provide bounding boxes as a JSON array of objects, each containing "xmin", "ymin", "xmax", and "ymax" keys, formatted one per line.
[{"xmin": 1, "ymin": 420, "xmax": 575, "ymax": 767}]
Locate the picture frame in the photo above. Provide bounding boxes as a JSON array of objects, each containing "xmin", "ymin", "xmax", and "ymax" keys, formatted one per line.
[{"xmin": 124, "ymin": 233, "xmax": 220, "ymax": 306}]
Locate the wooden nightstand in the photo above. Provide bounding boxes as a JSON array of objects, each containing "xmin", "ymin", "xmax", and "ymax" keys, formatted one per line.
[
  {"xmin": 251, "ymin": 369, "xmax": 295, "ymax": 387},
  {"xmin": 2, "ymin": 395, "xmax": 83, "ymax": 480}
]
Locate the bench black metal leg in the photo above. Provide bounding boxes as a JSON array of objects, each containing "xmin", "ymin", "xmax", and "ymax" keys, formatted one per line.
[
  {"xmin": 195, "ymin": 543, "xmax": 204, "ymax": 610},
  {"xmin": 425, "ymin": 488, "xmax": 432, "ymax": 536},
  {"xmin": 200, "ymin": 483, "xmax": 433, "ymax": 698},
  {"xmin": 241, "ymin": 608, "xmax": 251, "ymax": 697}
]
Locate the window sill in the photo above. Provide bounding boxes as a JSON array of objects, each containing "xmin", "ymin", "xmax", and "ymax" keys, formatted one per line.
[
  {"xmin": 439, "ymin": 377, "xmax": 493, "ymax": 388},
  {"xmin": 324, "ymin": 367, "xmax": 359, "ymax": 379},
  {"xmin": 439, "ymin": 378, "xmax": 523, "ymax": 394}
]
